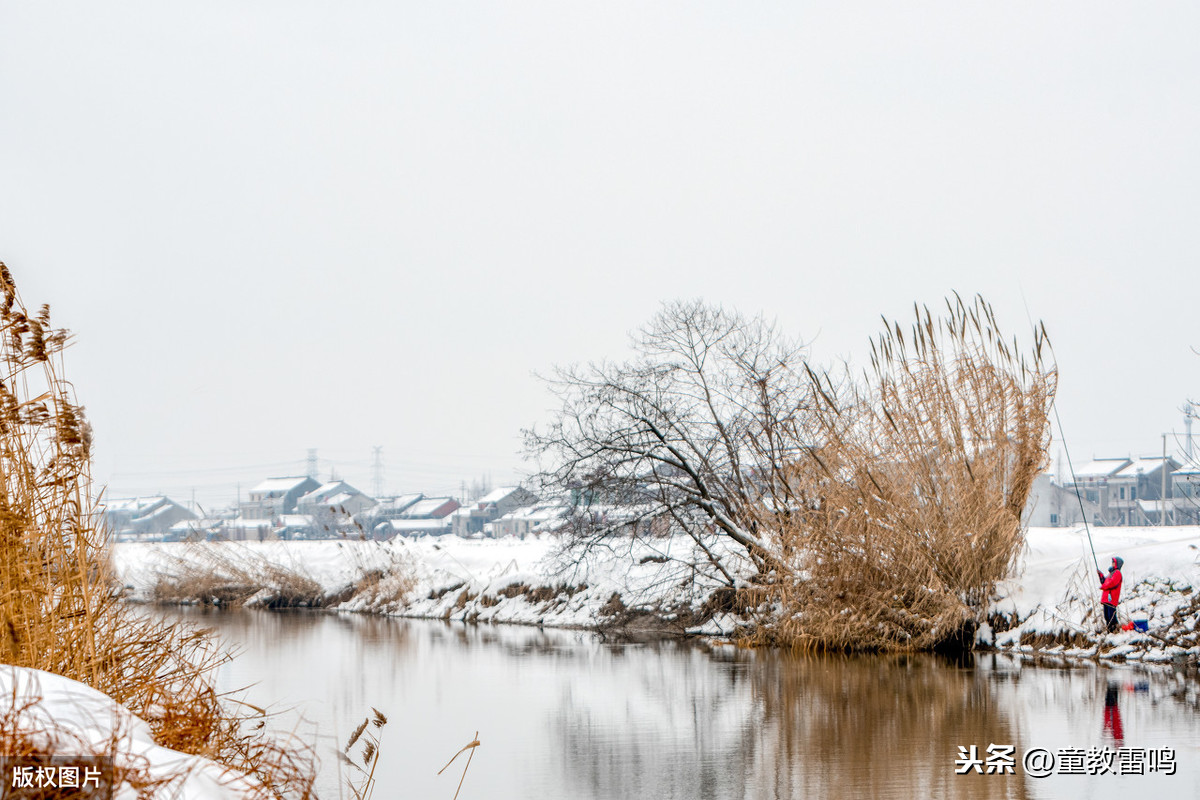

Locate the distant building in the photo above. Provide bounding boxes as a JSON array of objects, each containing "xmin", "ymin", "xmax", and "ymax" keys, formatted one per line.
[
  {"xmin": 1063, "ymin": 456, "xmax": 1182, "ymax": 525},
  {"xmin": 1022, "ymin": 474, "xmax": 1097, "ymax": 528},
  {"xmin": 226, "ymin": 517, "xmax": 275, "ymax": 542},
  {"xmin": 1107, "ymin": 457, "xmax": 1180, "ymax": 525},
  {"xmin": 240, "ymin": 476, "xmax": 321, "ymax": 520},
  {"xmin": 492, "ymin": 500, "xmax": 570, "ymax": 538},
  {"xmin": 1171, "ymin": 462, "xmax": 1200, "ymax": 525},
  {"xmin": 452, "ymin": 486, "xmax": 539, "ymax": 536},
  {"xmin": 373, "ymin": 496, "xmax": 460, "ymax": 539},
  {"xmin": 103, "ymin": 496, "xmax": 197, "ymax": 540},
  {"xmin": 367, "ymin": 493, "xmax": 425, "ymax": 521},
  {"xmin": 297, "ymin": 480, "xmax": 376, "ymax": 517}
]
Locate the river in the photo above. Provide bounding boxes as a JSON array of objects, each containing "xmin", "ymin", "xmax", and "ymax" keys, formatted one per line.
[{"xmin": 160, "ymin": 608, "xmax": 1199, "ymax": 799}]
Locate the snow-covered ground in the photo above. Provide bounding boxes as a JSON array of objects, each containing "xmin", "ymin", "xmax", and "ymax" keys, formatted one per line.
[
  {"xmin": 0, "ymin": 666, "xmax": 264, "ymax": 800},
  {"xmin": 111, "ymin": 525, "xmax": 1200, "ymax": 658},
  {"xmin": 989, "ymin": 525, "xmax": 1200, "ymax": 661}
]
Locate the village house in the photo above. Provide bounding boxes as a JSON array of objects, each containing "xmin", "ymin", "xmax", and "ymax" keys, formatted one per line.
[
  {"xmin": 295, "ymin": 480, "xmax": 377, "ymax": 537},
  {"xmin": 103, "ymin": 496, "xmax": 197, "ymax": 540},
  {"xmin": 239, "ymin": 476, "xmax": 321, "ymax": 520},
  {"xmin": 492, "ymin": 500, "xmax": 571, "ymax": 538},
  {"xmin": 451, "ymin": 486, "xmax": 539, "ymax": 536},
  {"xmin": 374, "ymin": 496, "xmax": 460, "ymax": 538},
  {"xmin": 1108, "ymin": 456, "xmax": 1180, "ymax": 525}
]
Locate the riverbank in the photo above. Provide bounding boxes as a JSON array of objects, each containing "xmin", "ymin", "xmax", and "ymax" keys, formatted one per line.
[{"xmin": 111, "ymin": 525, "xmax": 1200, "ymax": 661}]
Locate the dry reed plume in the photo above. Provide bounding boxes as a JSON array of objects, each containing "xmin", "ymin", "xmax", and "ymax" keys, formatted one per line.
[
  {"xmin": 756, "ymin": 295, "xmax": 1056, "ymax": 652},
  {"xmin": 0, "ymin": 263, "xmax": 316, "ymax": 797}
]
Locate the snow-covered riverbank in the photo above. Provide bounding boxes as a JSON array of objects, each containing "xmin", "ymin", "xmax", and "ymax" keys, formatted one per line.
[{"xmin": 111, "ymin": 525, "xmax": 1200, "ymax": 660}]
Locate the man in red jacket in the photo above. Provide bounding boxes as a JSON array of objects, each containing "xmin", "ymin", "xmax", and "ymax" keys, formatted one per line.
[{"xmin": 1098, "ymin": 556, "xmax": 1123, "ymax": 633}]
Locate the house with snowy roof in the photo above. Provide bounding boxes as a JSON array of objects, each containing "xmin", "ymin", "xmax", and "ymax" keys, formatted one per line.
[
  {"xmin": 492, "ymin": 500, "xmax": 571, "ymax": 538},
  {"xmin": 367, "ymin": 493, "xmax": 425, "ymax": 520},
  {"xmin": 373, "ymin": 496, "xmax": 461, "ymax": 539},
  {"xmin": 240, "ymin": 476, "xmax": 321, "ymax": 520},
  {"xmin": 452, "ymin": 486, "xmax": 539, "ymax": 536},
  {"xmin": 1108, "ymin": 456, "xmax": 1180, "ymax": 525},
  {"xmin": 1064, "ymin": 456, "xmax": 1183, "ymax": 525},
  {"xmin": 297, "ymin": 480, "xmax": 377, "ymax": 517},
  {"xmin": 293, "ymin": 480, "xmax": 376, "ymax": 538},
  {"xmin": 103, "ymin": 496, "xmax": 197, "ymax": 540}
]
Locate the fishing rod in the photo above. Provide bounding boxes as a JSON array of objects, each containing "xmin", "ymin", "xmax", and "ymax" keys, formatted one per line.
[
  {"xmin": 1053, "ymin": 405, "xmax": 1102, "ymax": 574},
  {"xmin": 1017, "ymin": 290, "xmax": 1102, "ymax": 573}
]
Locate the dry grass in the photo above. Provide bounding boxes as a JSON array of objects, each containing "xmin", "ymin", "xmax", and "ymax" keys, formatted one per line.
[
  {"xmin": 754, "ymin": 295, "xmax": 1055, "ymax": 652},
  {"xmin": 152, "ymin": 544, "xmax": 325, "ymax": 608},
  {"xmin": 0, "ymin": 263, "xmax": 316, "ymax": 797}
]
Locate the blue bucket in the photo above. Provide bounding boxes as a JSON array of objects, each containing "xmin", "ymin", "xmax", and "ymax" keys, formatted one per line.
[{"xmin": 1133, "ymin": 619, "xmax": 1149, "ymax": 633}]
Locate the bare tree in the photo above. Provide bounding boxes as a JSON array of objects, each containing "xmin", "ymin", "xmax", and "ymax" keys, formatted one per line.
[{"xmin": 524, "ymin": 300, "xmax": 814, "ymax": 585}]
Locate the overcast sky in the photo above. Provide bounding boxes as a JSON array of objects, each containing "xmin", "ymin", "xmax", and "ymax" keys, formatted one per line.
[{"xmin": 2, "ymin": 3, "xmax": 1197, "ymax": 509}]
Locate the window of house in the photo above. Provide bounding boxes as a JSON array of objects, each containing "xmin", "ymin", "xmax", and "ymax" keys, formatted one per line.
[
  {"xmin": 1119, "ymin": 487, "xmax": 1125, "ymax": 500},
  {"xmin": 1131, "ymin": 487, "xmax": 1137, "ymax": 500}
]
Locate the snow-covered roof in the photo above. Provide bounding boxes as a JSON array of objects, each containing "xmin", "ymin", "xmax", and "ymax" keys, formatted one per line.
[
  {"xmin": 374, "ymin": 493, "xmax": 423, "ymax": 512},
  {"xmin": 299, "ymin": 481, "xmax": 372, "ymax": 506},
  {"xmin": 229, "ymin": 517, "xmax": 274, "ymax": 529},
  {"xmin": 387, "ymin": 518, "xmax": 452, "ymax": 532},
  {"xmin": 476, "ymin": 486, "xmax": 523, "ymax": 505},
  {"xmin": 1115, "ymin": 457, "xmax": 1176, "ymax": 478},
  {"xmin": 104, "ymin": 496, "xmax": 167, "ymax": 513},
  {"xmin": 323, "ymin": 492, "xmax": 351, "ymax": 506},
  {"xmin": 1072, "ymin": 458, "xmax": 1130, "ymax": 480},
  {"xmin": 251, "ymin": 476, "xmax": 314, "ymax": 494},
  {"xmin": 168, "ymin": 518, "xmax": 223, "ymax": 532},
  {"xmin": 1173, "ymin": 461, "xmax": 1200, "ymax": 477},
  {"xmin": 496, "ymin": 502, "xmax": 570, "ymax": 524},
  {"xmin": 277, "ymin": 514, "xmax": 314, "ymax": 527},
  {"xmin": 405, "ymin": 497, "xmax": 459, "ymax": 518}
]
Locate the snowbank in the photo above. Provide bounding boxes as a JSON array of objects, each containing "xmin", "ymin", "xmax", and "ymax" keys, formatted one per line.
[
  {"xmin": 112, "ymin": 534, "xmax": 734, "ymax": 634},
  {"xmin": 111, "ymin": 525, "xmax": 1200, "ymax": 659},
  {"xmin": 0, "ymin": 666, "xmax": 262, "ymax": 800}
]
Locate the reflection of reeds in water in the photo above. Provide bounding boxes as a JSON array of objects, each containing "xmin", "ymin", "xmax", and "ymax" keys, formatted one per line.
[
  {"xmin": 554, "ymin": 643, "xmax": 1030, "ymax": 800},
  {"xmin": 0, "ymin": 264, "xmax": 315, "ymax": 796},
  {"xmin": 749, "ymin": 651, "xmax": 1031, "ymax": 800}
]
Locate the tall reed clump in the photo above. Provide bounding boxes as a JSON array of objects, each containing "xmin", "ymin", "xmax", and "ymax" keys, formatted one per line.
[
  {"xmin": 758, "ymin": 294, "xmax": 1056, "ymax": 652},
  {"xmin": 0, "ymin": 263, "xmax": 316, "ymax": 796}
]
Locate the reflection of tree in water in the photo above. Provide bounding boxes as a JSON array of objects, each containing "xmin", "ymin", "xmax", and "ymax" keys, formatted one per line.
[{"xmin": 554, "ymin": 647, "xmax": 1031, "ymax": 800}]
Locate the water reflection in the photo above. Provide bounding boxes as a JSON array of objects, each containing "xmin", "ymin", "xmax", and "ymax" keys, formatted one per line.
[{"xmin": 143, "ymin": 608, "xmax": 1199, "ymax": 800}]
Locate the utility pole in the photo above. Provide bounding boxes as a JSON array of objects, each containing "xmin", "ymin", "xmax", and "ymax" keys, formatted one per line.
[
  {"xmin": 1162, "ymin": 434, "xmax": 1169, "ymax": 527},
  {"xmin": 1186, "ymin": 401, "xmax": 1195, "ymax": 463},
  {"xmin": 307, "ymin": 449, "xmax": 318, "ymax": 480},
  {"xmin": 372, "ymin": 446, "xmax": 384, "ymax": 498}
]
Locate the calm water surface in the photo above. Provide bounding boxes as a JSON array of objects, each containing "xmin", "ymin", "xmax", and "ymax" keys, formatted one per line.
[{"xmin": 159, "ymin": 608, "xmax": 1199, "ymax": 800}]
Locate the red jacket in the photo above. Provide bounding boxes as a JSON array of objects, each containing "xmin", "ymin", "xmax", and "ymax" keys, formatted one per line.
[{"xmin": 1100, "ymin": 569, "xmax": 1122, "ymax": 605}]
